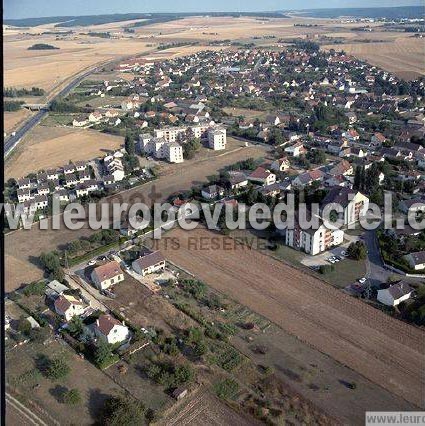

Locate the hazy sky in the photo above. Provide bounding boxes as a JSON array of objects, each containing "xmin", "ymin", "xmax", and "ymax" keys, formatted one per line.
[{"xmin": 4, "ymin": 0, "xmax": 423, "ymax": 19}]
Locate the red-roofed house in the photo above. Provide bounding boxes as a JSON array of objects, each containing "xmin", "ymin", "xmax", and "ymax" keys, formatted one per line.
[
  {"xmin": 248, "ymin": 167, "xmax": 276, "ymax": 186},
  {"xmin": 91, "ymin": 261, "xmax": 124, "ymax": 290},
  {"xmin": 94, "ymin": 314, "xmax": 130, "ymax": 344},
  {"xmin": 54, "ymin": 295, "xmax": 87, "ymax": 321}
]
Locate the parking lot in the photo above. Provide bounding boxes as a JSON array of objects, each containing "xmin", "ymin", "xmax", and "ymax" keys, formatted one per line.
[{"xmin": 301, "ymin": 245, "xmax": 349, "ymax": 268}]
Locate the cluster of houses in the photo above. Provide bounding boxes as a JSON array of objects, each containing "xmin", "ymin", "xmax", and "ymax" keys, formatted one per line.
[
  {"xmin": 72, "ymin": 109, "xmax": 121, "ymax": 128},
  {"xmin": 45, "ymin": 279, "xmax": 130, "ymax": 344},
  {"xmin": 139, "ymin": 125, "xmax": 227, "ymax": 163},
  {"xmin": 46, "ymin": 249, "xmax": 167, "ymax": 345},
  {"xmin": 14, "ymin": 151, "xmax": 130, "ymax": 215}
]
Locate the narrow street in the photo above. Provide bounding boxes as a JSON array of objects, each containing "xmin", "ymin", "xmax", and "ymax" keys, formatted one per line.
[{"xmin": 364, "ymin": 229, "xmax": 395, "ymax": 287}]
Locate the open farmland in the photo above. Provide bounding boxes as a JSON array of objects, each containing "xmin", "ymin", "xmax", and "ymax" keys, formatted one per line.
[
  {"xmin": 322, "ymin": 35, "xmax": 425, "ymax": 80},
  {"xmin": 3, "ymin": 33, "xmax": 153, "ymax": 94},
  {"xmin": 5, "ymin": 125, "xmax": 125, "ymax": 179},
  {"xmin": 160, "ymin": 388, "xmax": 260, "ymax": 426},
  {"xmin": 3, "ymin": 27, "xmax": 220, "ymax": 97},
  {"xmin": 158, "ymin": 227, "xmax": 425, "ymax": 408},
  {"xmin": 4, "ymin": 142, "xmax": 268, "ymax": 292}
]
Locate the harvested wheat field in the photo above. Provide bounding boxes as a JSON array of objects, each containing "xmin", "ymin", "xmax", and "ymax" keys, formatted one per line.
[
  {"xmin": 5, "ymin": 125, "xmax": 124, "ymax": 179},
  {"xmin": 4, "ymin": 109, "xmax": 33, "ymax": 134},
  {"xmin": 160, "ymin": 388, "xmax": 259, "ymax": 426},
  {"xmin": 322, "ymin": 35, "xmax": 425, "ymax": 80},
  {"xmin": 159, "ymin": 227, "xmax": 425, "ymax": 408},
  {"xmin": 3, "ymin": 34, "xmax": 154, "ymax": 93}
]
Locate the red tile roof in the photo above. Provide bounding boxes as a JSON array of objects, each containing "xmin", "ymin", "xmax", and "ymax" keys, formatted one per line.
[
  {"xmin": 250, "ymin": 167, "xmax": 271, "ymax": 179},
  {"xmin": 96, "ymin": 314, "xmax": 122, "ymax": 336},
  {"xmin": 92, "ymin": 261, "xmax": 122, "ymax": 282}
]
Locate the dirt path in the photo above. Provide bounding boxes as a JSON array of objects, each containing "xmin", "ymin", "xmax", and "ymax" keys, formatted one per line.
[{"xmin": 158, "ymin": 227, "xmax": 425, "ymax": 408}]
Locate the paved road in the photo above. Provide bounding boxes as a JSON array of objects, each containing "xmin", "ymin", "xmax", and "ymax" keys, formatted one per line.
[
  {"xmin": 4, "ymin": 66, "xmax": 107, "ymax": 159},
  {"xmin": 364, "ymin": 229, "xmax": 394, "ymax": 287}
]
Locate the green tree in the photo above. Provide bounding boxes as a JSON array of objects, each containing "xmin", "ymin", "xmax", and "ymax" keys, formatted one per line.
[
  {"xmin": 183, "ymin": 138, "xmax": 201, "ymax": 159},
  {"xmin": 347, "ymin": 241, "xmax": 367, "ymax": 260},
  {"xmin": 101, "ymin": 395, "xmax": 146, "ymax": 426},
  {"xmin": 17, "ymin": 316, "xmax": 32, "ymax": 336},
  {"xmin": 354, "ymin": 166, "xmax": 362, "ymax": 190},
  {"xmin": 124, "ymin": 131, "xmax": 135, "ymax": 156},
  {"xmin": 95, "ymin": 340, "xmax": 114, "ymax": 367},
  {"xmin": 67, "ymin": 316, "xmax": 84, "ymax": 337}
]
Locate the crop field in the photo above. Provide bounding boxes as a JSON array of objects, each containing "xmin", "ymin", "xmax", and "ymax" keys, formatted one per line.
[
  {"xmin": 3, "ymin": 33, "xmax": 153, "ymax": 93},
  {"xmin": 3, "ymin": 26, "xmax": 219, "ymax": 97},
  {"xmin": 5, "ymin": 125, "xmax": 124, "ymax": 179},
  {"xmin": 322, "ymin": 35, "xmax": 425, "ymax": 80},
  {"xmin": 159, "ymin": 387, "xmax": 259, "ymax": 426},
  {"xmin": 157, "ymin": 227, "xmax": 425, "ymax": 408}
]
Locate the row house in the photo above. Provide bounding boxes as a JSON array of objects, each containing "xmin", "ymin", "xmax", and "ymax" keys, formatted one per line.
[{"xmin": 104, "ymin": 155, "xmax": 125, "ymax": 181}]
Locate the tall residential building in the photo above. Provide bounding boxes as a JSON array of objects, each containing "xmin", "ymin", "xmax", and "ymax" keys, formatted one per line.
[{"xmin": 208, "ymin": 128, "xmax": 227, "ymax": 150}]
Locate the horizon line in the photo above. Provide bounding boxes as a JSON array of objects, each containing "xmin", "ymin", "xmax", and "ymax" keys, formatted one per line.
[{"xmin": 4, "ymin": 4, "xmax": 424, "ymax": 22}]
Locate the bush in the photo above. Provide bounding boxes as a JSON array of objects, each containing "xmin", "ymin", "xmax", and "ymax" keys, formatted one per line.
[
  {"xmin": 182, "ymin": 279, "xmax": 206, "ymax": 300},
  {"xmin": 101, "ymin": 395, "xmax": 145, "ymax": 426},
  {"xmin": 214, "ymin": 378, "xmax": 239, "ymax": 399},
  {"xmin": 17, "ymin": 316, "xmax": 32, "ymax": 336},
  {"xmin": 146, "ymin": 361, "xmax": 194, "ymax": 389},
  {"xmin": 22, "ymin": 281, "xmax": 46, "ymax": 297},
  {"xmin": 29, "ymin": 326, "xmax": 50, "ymax": 343},
  {"xmin": 63, "ymin": 388, "xmax": 82, "ymax": 405},
  {"xmin": 319, "ymin": 264, "xmax": 335, "ymax": 274},
  {"xmin": 46, "ymin": 357, "xmax": 71, "ymax": 381},
  {"xmin": 347, "ymin": 241, "xmax": 367, "ymax": 260}
]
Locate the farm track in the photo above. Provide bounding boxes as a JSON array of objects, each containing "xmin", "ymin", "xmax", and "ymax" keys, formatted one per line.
[{"xmin": 159, "ymin": 228, "xmax": 425, "ymax": 408}]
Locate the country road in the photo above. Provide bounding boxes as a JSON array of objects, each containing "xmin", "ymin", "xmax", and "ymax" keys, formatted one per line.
[{"xmin": 4, "ymin": 66, "xmax": 104, "ymax": 158}]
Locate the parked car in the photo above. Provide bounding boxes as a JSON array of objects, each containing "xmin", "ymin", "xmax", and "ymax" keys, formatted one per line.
[
  {"xmin": 358, "ymin": 277, "xmax": 367, "ymax": 284},
  {"xmin": 87, "ymin": 260, "xmax": 96, "ymax": 266}
]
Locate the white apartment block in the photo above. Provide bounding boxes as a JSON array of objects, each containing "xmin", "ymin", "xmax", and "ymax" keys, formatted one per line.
[
  {"xmin": 139, "ymin": 134, "xmax": 183, "ymax": 163},
  {"xmin": 153, "ymin": 124, "xmax": 209, "ymax": 142},
  {"xmin": 165, "ymin": 142, "xmax": 184, "ymax": 163},
  {"xmin": 285, "ymin": 223, "xmax": 344, "ymax": 256},
  {"xmin": 208, "ymin": 128, "xmax": 227, "ymax": 150},
  {"xmin": 104, "ymin": 156, "xmax": 125, "ymax": 182}
]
